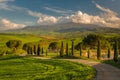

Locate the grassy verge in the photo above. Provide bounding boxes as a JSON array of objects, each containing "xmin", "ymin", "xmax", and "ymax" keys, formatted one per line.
[
  {"xmin": 0, "ymin": 55, "xmax": 96, "ymax": 80},
  {"xmin": 101, "ymin": 58, "xmax": 120, "ymax": 69}
]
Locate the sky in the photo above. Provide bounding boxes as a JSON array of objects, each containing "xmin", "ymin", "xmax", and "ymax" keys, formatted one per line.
[{"xmin": 0, "ymin": 0, "xmax": 120, "ymax": 30}]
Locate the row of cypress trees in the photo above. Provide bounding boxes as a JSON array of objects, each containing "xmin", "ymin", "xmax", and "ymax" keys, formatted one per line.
[
  {"xmin": 27, "ymin": 45, "xmax": 47, "ymax": 56},
  {"xmin": 59, "ymin": 40, "xmax": 119, "ymax": 62}
]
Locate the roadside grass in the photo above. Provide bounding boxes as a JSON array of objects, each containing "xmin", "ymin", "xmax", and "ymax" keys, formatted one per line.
[
  {"xmin": 0, "ymin": 55, "xmax": 96, "ymax": 80},
  {"xmin": 101, "ymin": 58, "xmax": 120, "ymax": 69}
]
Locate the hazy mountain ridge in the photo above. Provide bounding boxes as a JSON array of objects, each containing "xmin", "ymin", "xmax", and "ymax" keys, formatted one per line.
[{"xmin": 1, "ymin": 23, "xmax": 120, "ymax": 36}]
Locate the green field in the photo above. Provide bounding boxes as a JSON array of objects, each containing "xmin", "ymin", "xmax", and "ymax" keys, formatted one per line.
[
  {"xmin": 0, "ymin": 34, "xmax": 41, "ymax": 47},
  {"xmin": 0, "ymin": 55, "xmax": 95, "ymax": 80}
]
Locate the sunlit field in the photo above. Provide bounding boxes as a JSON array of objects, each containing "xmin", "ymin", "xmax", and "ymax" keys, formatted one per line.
[{"xmin": 0, "ymin": 55, "xmax": 95, "ymax": 80}]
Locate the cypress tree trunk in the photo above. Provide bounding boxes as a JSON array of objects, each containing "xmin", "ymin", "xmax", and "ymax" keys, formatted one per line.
[
  {"xmin": 66, "ymin": 43, "xmax": 69, "ymax": 56},
  {"xmin": 80, "ymin": 44, "xmax": 82, "ymax": 56},
  {"xmin": 71, "ymin": 40, "xmax": 74, "ymax": 56},
  {"xmin": 34, "ymin": 45, "xmax": 36, "ymax": 55},
  {"xmin": 97, "ymin": 40, "xmax": 101, "ymax": 60},
  {"xmin": 114, "ymin": 40, "xmax": 118, "ymax": 62},
  {"xmin": 41, "ymin": 47, "xmax": 44, "ymax": 55},
  {"xmin": 88, "ymin": 49, "xmax": 90, "ymax": 58},
  {"xmin": 37, "ymin": 45, "xmax": 40, "ymax": 56},
  {"xmin": 30, "ymin": 47, "xmax": 33, "ymax": 55},
  {"xmin": 60, "ymin": 41, "xmax": 64, "ymax": 57},
  {"xmin": 27, "ymin": 47, "xmax": 30, "ymax": 55},
  {"xmin": 108, "ymin": 48, "xmax": 111, "ymax": 58}
]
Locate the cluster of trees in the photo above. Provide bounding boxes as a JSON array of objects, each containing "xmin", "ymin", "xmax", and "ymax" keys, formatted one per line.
[
  {"xmin": 23, "ymin": 43, "xmax": 47, "ymax": 56},
  {"xmin": 5, "ymin": 34, "xmax": 120, "ymax": 62}
]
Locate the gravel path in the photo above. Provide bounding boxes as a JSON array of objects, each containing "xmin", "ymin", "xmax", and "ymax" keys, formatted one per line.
[{"xmin": 34, "ymin": 57, "xmax": 120, "ymax": 80}]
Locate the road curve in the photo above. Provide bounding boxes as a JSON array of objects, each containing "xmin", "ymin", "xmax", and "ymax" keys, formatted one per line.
[
  {"xmin": 34, "ymin": 57, "xmax": 120, "ymax": 80},
  {"xmin": 65, "ymin": 59, "xmax": 120, "ymax": 80}
]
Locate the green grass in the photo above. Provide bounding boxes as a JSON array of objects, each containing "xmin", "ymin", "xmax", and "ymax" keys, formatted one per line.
[
  {"xmin": 101, "ymin": 58, "xmax": 120, "ymax": 69},
  {"xmin": 0, "ymin": 55, "xmax": 95, "ymax": 80},
  {"xmin": 0, "ymin": 34, "xmax": 41, "ymax": 47}
]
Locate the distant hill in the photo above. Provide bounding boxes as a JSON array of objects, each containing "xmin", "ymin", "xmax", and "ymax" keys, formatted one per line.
[{"xmin": 1, "ymin": 23, "xmax": 120, "ymax": 37}]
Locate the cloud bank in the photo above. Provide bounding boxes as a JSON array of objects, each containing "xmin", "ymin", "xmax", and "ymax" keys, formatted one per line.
[
  {"xmin": 0, "ymin": 19, "xmax": 26, "ymax": 31},
  {"xmin": 28, "ymin": 4, "xmax": 120, "ymax": 28}
]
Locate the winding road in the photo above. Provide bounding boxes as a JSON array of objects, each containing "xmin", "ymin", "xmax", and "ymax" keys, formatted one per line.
[{"xmin": 34, "ymin": 57, "xmax": 120, "ymax": 80}]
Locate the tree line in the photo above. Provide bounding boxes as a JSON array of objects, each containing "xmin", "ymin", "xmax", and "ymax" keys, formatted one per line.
[{"xmin": 5, "ymin": 34, "xmax": 120, "ymax": 62}]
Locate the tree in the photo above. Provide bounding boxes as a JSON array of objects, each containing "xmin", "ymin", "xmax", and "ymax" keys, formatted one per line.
[
  {"xmin": 27, "ymin": 47, "xmax": 31, "ymax": 55},
  {"xmin": 79, "ymin": 43, "xmax": 82, "ymax": 56},
  {"xmin": 71, "ymin": 40, "xmax": 74, "ymax": 56},
  {"xmin": 30, "ymin": 47, "xmax": 33, "ymax": 55},
  {"xmin": 60, "ymin": 41, "xmax": 64, "ymax": 57},
  {"xmin": 41, "ymin": 47, "xmax": 44, "ymax": 55},
  {"xmin": 108, "ymin": 48, "xmax": 111, "ymax": 58},
  {"xmin": 87, "ymin": 49, "xmax": 90, "ymax": 58},
  {"xmin": 97, "ymin": 40, "xmax": 101, "ymax": 60},
  {"xmin": 66, "ymin": 43, "xmax": 69, "ymax": 56},
  {"xmin": 33, "ymin": 45, "xmax": 37, "ymax": 55},
  {"xmin": 82, "ymin": 34, "xmax": 107, "ymax": 49},
  {"xmin": 48, "ymin": 42, "xmax": 59, "ymax": 52},
  {"xmin": 75, "ymin": 42, "xmax": 82, "ymax": 56},
  {"xmin": 37, "ymin": 45, "xmax": 41, "ymax": 56},
  {"xmin": 6, "ymin": 40, "xmax": 22, "ymax": 51},
  {"xmin": 113, "ymin": 40, "xmax": 118, "ymax": 62}
]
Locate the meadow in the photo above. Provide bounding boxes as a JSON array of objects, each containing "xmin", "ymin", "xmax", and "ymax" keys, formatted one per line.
[{"xmin": 0, "ymin": 55, "xmax": 95, "ymax": 80}]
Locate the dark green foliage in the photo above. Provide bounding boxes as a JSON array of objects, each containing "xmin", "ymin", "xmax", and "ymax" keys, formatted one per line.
[
  {"xmin": 60, "ymin": 41, "xmax": 64, "ymax": 57},
  {"xmin": 30, "ymin": 47, "xmax": 33, "ymax": 55},
  {"xmin": 114, "ymin": 40, "xmax": 119, "ymax": 62},
  {"xmin": 87, "ymin": 49, "xmax": 90, "ymax": 58},
  {"xmin": 108, "ymin": 48, "xmax": 111, "ymax": 58},
  {"xmin": 82, "ymin": 34, "xmax": 109, "ymax": 49},
  {"xmin": 6, "ymin": 40, "xmax": 22, "ymax": 50},
  {"xmin": 33, "ymin": 45, "xmax": 36, "ymax": 55},
  {"xmin": 66, "ymin": 43, "xmax": 69, "ymax": 56},
  {"xmin": 48, "ymin": 42, "xmax": 59, "ymax": 51},
  {"xmin": 71, "ymin": 40, "xmax": 74, "ymax": 56},
  {"xmin": 97, "ymin": 40, "xmax": 101, "ymax": 60},
  {"xmin": 27, "ymin": 47, "xmax": 31, "ymax": 55},
  {"xmin": 37, "ymin": 45, "xmax": 41, "ymax": 56},
  {"xmin": 79, "ymin": 43, "xmax": 82, "ymax": 56}
]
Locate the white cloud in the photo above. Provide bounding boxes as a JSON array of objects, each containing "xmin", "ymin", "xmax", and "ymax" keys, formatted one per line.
[
  {"xmin": 0, "ymin": 0, "xmax": 28, "ymax": 11},
  {"xmin": 28, "ymin": 10, "xmax": 57, "ymax": 25},
  {"xmin": 28, "ymin": 4, "xmax": 120, "ymax": 28},
  {"xmin": 0, "ymin": 19, "xmax": 26, "ymax": 31},
  {"xmin": 0, "ymin": 0, "xmax": 14, "ymax": 3},
  {"xmin": 44, "ymin": 7, "xmax": 74, "ymax": 15}
]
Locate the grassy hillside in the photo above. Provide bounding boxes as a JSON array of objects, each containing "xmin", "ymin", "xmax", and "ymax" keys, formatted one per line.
[
  {"xmin": 0, "ymin": 55, "xmax": 95, "ymax": 80},
  {"xmin": 0, "ymin": 34, "xmax": 41, "ymax": 47}
]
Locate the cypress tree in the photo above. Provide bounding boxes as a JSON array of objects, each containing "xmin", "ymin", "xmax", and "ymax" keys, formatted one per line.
[
  {"xmin": 97, "ymin": 40, "xmax": 101, "ymax": 60},
  {"xmin": 33, "ymin": 45, "xmax": 36, "ymax": 55},
  {"xmin": 60, "ymin": 41, "xmax": 64, "ymax": 57},
  {"xmin": 41, "ymin": 47, "xmax": 44, "ymax": 55},
  {"xmin": 80, "ymin": 44, "xmax": 82, "ymax": 56},
  {"xmin": 71, "ymin": 40, "xmax": 74, "ymax": 56},
  {"xmin": 37, "ymin": 45, "xmax": 40, "ymax": 56},
  {"xmin": 30, "ymin": 47, "xmax": 33, "ymax": 55},
  {"xmin": 66, "ymin": 43, "xmax": 69, "ymax": 56},
  {"xmin": 114, "ymin": 40, "xmax": 118, "ymax": 62},
  {"xmin": 87, "ymin": 49, "xmax": 90, "ymax": 58},
  {"xmin": 108, "ymin": 48, "xmax": 111, "ymax": 58},
  {"xmin": 27, "ymin": 47, "xmax": 30, "ymax": 55}
]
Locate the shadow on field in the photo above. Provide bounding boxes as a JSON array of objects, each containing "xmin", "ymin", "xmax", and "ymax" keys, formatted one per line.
[
  {"xmin": 0, "ymin": 55, "xmax": 23, "ymax": 61},
  {"xmin": 51, "ymin": 55, "xmax": 82, "ymax": 59}
]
